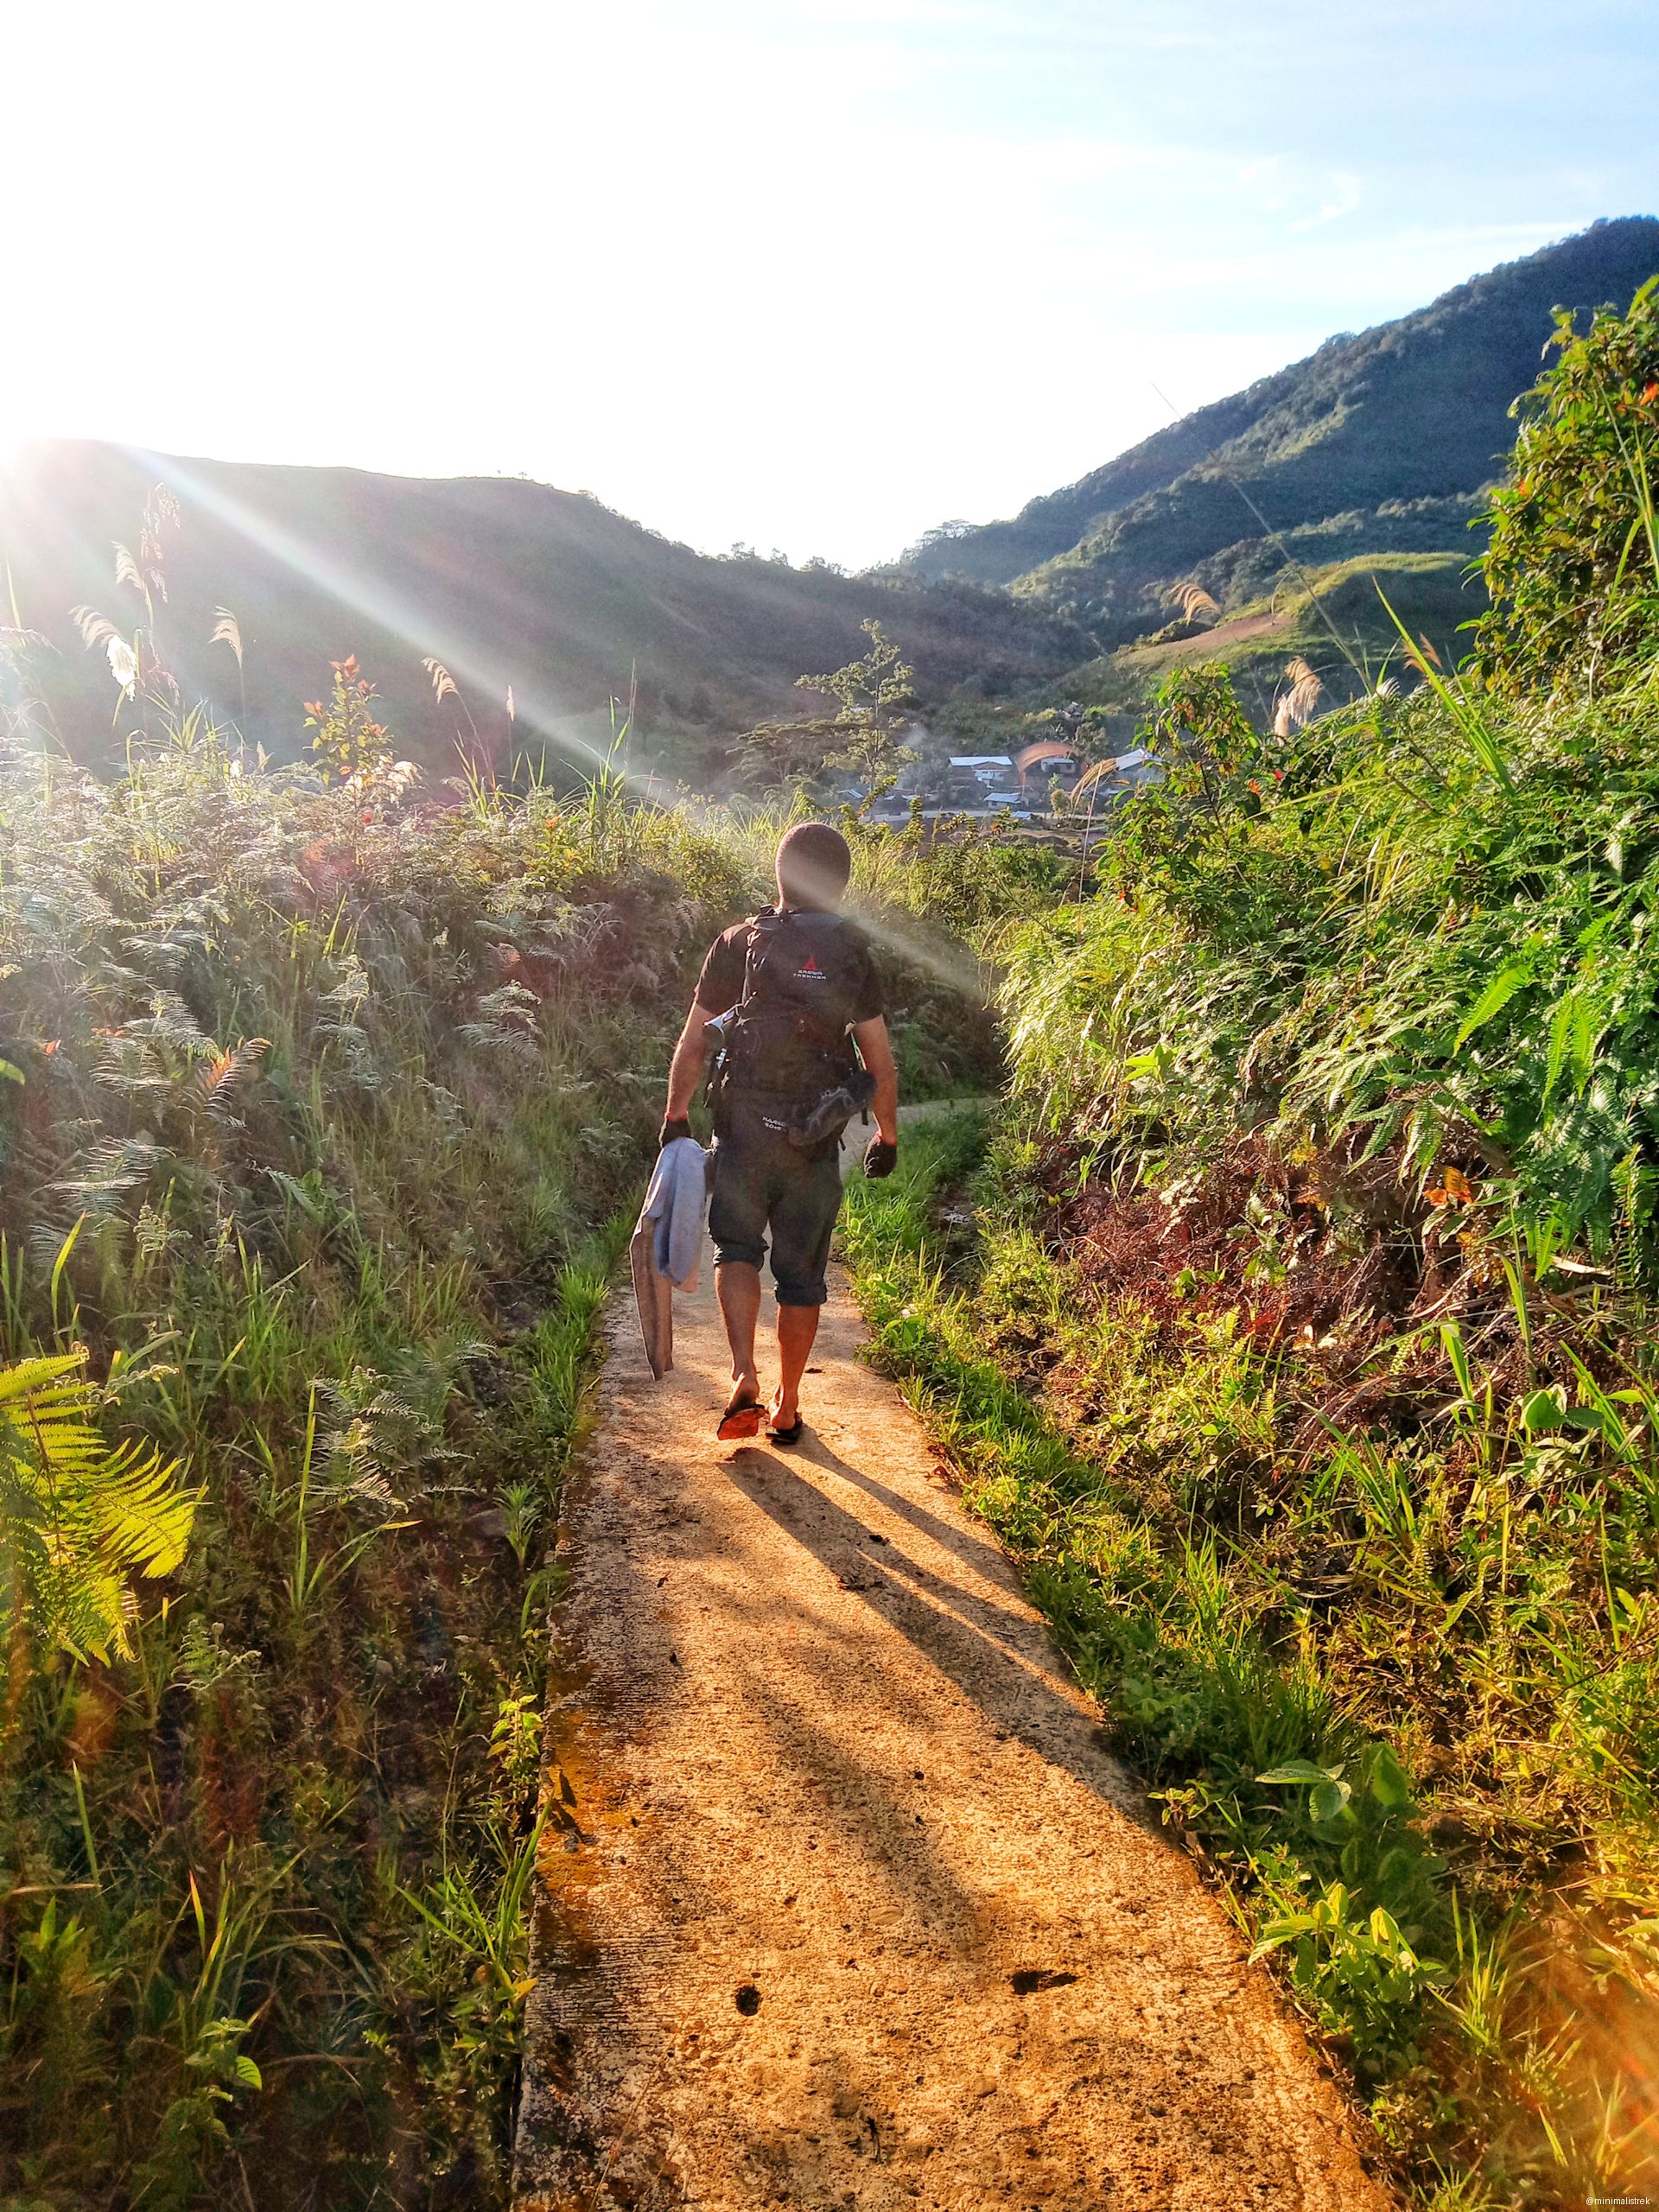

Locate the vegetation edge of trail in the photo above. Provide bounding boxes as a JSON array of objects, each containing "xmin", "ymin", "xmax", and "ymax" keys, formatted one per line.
[
  {"xmin": 855, "ymin": 281, "xmax": 1659, "ymax": 2212},
  {"xmin": 840, "ymin": 1109, "xmax": 1656, "ymax": 2212},
  {"xmin": 0, "ymin": 694, "xmax": 1010, "ymax": 2207}
]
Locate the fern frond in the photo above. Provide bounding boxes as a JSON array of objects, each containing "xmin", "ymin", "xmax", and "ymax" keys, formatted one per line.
[
  {"xmin": 191, "ymin": 1038, "xmax": 270, "ymax": 1123},
  {"xmin": 0, "ymin": 1348, "xmax": 194, "ymax": 1661}
]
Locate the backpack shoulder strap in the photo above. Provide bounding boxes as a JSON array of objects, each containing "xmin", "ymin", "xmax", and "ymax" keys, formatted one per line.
[{"xmin": 736, "ymin": 907, "xmax": 791, "ymax": 1009}]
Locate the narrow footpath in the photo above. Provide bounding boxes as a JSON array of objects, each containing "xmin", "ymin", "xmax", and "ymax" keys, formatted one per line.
[{"xmin": 513, "ymin": 1140, "xmax": 1394, "ymax": 2211}]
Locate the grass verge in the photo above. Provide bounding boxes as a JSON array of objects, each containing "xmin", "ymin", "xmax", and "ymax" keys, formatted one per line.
[{"xmin": 842, "ymin": 1110, "xmax": 1659, "ymax": 2212}]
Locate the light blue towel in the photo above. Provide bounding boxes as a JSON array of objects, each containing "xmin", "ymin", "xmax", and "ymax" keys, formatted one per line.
[{"xmin": 638, "ymin": 1136, "xmax": 708, "ymax": 1292}]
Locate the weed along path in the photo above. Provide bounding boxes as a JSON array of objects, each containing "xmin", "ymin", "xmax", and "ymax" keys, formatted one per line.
[{"xmin": 513, "ymin": 1144, "xmax": 1392, "ymax": 2210}]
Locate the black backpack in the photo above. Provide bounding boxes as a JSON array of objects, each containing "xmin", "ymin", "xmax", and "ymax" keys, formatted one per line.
[{"xmin": 707, "ymin": 908, "xmax": 867, "ymax": 1114}]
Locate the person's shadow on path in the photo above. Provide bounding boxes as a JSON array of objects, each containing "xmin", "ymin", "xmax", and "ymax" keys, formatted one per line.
[{"xmin": 721, "ymin": 1440, "xmax": 1149, "ymax": 1828}]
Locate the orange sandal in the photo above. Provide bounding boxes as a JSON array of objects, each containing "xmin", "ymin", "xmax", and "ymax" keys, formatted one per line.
[{"xmin": 716, "ymin": 1395, "xmax": 764, "ymax": 1440}]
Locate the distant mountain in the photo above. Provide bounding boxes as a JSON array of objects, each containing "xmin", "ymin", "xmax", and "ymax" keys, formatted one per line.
[
  {"xmin": 0, "ymin": 443, "xmax": 1081, "ymax": 774},
  {"xmin": 900, "ymin": 217, "xmax": 1659, "ymax": 664},
  {"xmin": 12, "ymin": 219, "xmax": 1659, "ymax": 779}
]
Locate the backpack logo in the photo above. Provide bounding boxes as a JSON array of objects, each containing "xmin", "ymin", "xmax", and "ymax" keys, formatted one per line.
[{"xmin": 794, "ymin": 955, "xmax": 824, "ymax": 980}]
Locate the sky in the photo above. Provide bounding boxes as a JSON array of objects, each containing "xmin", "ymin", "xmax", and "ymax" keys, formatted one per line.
[{"xmin": 6, "ymin": 0, "xmax": 1657, "ymax": 569}]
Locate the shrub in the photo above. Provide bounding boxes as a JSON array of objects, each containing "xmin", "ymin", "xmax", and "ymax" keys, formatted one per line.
[{"xmin": 1476, "ymin": 277, "xmax": 1659, "ymax": 694}]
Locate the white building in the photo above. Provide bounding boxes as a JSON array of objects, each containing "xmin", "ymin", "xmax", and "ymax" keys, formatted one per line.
[{"xmin": 947, "ymin": 754, "xmax": 1016, "ymax": 788}]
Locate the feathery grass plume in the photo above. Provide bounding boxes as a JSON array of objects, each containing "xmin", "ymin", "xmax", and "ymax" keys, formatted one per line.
[
  {"xmin": 1271, "ymin": 656, "xmax": 1324, "ymax": 736},
  {"xmin": 423, "ymin": 653, "xmax": 484, "ymax": 761},
  {"xmin": 112, "ymin": 543, "xmax": 144, "ymax": 598},
  {"xmin": 1169, "ymin": 581, "xmax": 1222, "ymax": 626},
  {"xmin": 71, "ymin": 604, "xmax": 119, "ymax": 652},
  {"xmin": 137, "ymin": 483, "xmax": 178, "ymax": 604},
  {"xmin": 210, "ymin": 607, "xmax": 244, "ymax": 669},
  {"xmin": 1071, "ymin": 754, "xmax": 1122, "ymax": 802}
]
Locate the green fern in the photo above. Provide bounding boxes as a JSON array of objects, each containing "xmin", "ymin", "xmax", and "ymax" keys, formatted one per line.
[{"xmin": 0, "ymin": 1350, "xmax": 194, "ymax": 1662}]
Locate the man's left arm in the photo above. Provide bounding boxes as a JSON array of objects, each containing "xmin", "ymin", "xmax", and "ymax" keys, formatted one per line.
[{"xmin": 852, "ymin": 1017, "xmax": 899, "ymax": 1146}]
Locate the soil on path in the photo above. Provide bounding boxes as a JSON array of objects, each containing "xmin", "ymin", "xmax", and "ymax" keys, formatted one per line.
[{"xmin": 513, "ymin": 1152, "xmax": 1395, "ymax": 2211}]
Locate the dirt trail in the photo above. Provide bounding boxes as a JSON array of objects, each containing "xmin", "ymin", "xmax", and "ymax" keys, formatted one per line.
[{"xmin": 513, "ymin": 1134, "xmax": 1393, "ymax": 2211}]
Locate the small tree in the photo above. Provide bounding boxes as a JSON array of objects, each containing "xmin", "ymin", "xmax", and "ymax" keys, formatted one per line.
[
  {"xmin": 795, "ymin": 619, "xmax": 918, "ymax": 738},
  {"xmin": 736, "ymin": 620, "xmax": 920, "ymax": 791},
  {"xmin": 1475, "ymin": 277, "xmax": 1659, "ymax": 693},
  {"xmin": 304, "ymin": 654, "xmax": 396, "ymax": 784}
]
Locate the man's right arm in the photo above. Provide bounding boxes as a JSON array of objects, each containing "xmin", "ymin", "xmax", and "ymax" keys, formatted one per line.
[{"xmin": 661, "ymin": 998, "xmax": 711, "ymax": 1141}]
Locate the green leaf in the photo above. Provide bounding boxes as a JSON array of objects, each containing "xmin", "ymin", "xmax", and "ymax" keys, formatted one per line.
[
  {"xmin": 1365, "ymin": 1745, "xmax": 1413, "ymax": 1810},
  {"xmin": 1560, "ymin": 1406, "xmax": 1611, "ymax": 1436},
  {"xmin": 1441, "ymin": 1320, "xmax": 1475, "ymax": 1402},
  {"xmin": 1521, "ymin": 1388, "xmax": 1566, "ymax": 1433},
  {"xmin": 1310, "ymin": 1777, "xmax": 1355, "ymax": 1824},
  {"xmin": 1257, "ymin": 1760, "xmax": 1338, "ymax": 1786},
  {"xmin": 1452, "ymin": 957, "xmax": 1535, "ymax": 1051}
]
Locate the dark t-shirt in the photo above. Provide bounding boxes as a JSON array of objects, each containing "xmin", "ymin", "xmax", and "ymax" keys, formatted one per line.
[{"xmin": 695, "ymin": 910, "xmax": 883, "ymax": 1024}]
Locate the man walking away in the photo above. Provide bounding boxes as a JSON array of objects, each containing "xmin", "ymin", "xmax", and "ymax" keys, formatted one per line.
[{"xmin": 659, "ymin": 823, "xmax": 899, "ymax": 1444}]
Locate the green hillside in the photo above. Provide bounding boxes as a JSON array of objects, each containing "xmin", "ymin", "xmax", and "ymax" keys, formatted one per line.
[
  {"xmin": 1070, "ymin": 549, "xmax": 1482, "ymax": 726},
  {"xmin": 10, "ymin": 226, "xmax": 1659, "ymax": 799},
  {"xmin": 0, "ymin": 442, "xmax": 1082, "ymax": 779},
  {"xmin": 900, "ymin": 218, "xmax": 1659, "ymax": 696}
]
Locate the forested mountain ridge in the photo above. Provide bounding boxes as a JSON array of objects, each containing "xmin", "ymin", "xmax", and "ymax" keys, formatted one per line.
[
  {"xmin": 900, "ymin": 217, "xmax": 1659, "ymax": 653},
  {"xmin": 0, "ymin": 441, "xmax": 1082, "ymax": 774}
]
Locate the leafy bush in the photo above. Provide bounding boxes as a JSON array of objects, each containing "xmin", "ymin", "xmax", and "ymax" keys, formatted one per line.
[
  {"xmin": 1476, "ymin": 277, "xmax": 1659, "ymax": 694},
  {"xmin": 1007, "ymin": 652, "xmax": 1659, "ymax": 1271}
]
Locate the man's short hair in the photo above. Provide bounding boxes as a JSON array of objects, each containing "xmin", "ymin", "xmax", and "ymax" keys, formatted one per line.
[{"xmin": 776, "ymin": 822, "xmax": 853, "ymax": 910}]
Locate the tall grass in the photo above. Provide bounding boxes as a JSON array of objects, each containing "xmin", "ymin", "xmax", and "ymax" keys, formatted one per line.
[
  {"xmin": 0, "ymin": 631, "xmax": 1020, "ymax": 2201},
  {"xmin": 0, "ymin": 709, "xmax": 747, "ymax": 2205}
]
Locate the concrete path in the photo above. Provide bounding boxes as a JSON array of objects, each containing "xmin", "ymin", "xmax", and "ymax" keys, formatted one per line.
[{"xmin": 512, "ymin": 1165, "xmax": 1394, "ymax": 2210}]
